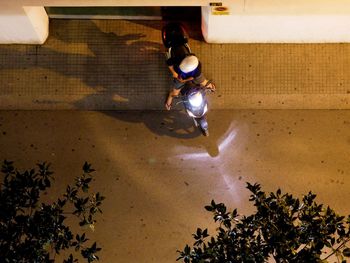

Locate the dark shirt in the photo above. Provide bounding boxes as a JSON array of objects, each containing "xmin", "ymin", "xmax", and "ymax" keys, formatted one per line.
[
  {"xmin": 166, "ymin": 45, "xmax": 190, "ymax": 67},
  {"xmin": 166, "ymin": 45, "xmax": 202, "ymax": 78}
]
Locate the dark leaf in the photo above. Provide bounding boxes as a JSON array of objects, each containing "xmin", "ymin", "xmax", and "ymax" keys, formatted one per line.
[
  {"xmin": 83, "ymin": 162, "xmax": 95, "ymax": 174},
  {"xmin": 205, "ymin": 205, "xmax": 214, "ymax": 212}
]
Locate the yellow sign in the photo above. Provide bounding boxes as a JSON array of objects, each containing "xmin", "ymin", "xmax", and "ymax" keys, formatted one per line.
[{"xmin": 212, "ymin": 6, "xmax": 230, "ymax": 15}]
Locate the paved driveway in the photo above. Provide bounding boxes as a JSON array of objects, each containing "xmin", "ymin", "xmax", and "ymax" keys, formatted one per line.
[{"xmin": 0, "ymin": 110, "xmax": 349, "ymax": 262}]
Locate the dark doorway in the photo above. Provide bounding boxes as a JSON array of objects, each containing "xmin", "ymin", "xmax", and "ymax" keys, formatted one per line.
[
  {"xmin": 161, "ymin": 7, "xmax": 202, "ymax": 41},
  {"xmin": 161, "ymin": 7, "xmax": 201, "ymax": 22}
]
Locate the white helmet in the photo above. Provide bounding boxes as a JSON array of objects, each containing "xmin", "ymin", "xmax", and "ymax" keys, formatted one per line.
[{"xmin": 179, "ymin": 55, "xmax": 199, "ymax": 73}]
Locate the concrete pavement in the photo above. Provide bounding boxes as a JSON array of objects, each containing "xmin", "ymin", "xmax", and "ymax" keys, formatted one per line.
[
  {"xmin": 1, "ymin": 19, "xmax": 350, "ymax": 110},
  {"xmin": 0, "ymin": 110, "xmax": 349, "ymax": 262}
]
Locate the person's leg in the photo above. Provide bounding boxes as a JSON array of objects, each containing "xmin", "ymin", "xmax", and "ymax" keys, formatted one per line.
[
  {"xmin": 194, "ymin": 73, "xmax": 216, "ymax": 90},
  {"xmin": 165, "ymin": 79, "xmax": 183, "ymax": 110},
  {"xmin": 165, "ymin": 88, "xmax": 181, "ymax": 110},
  {"xmin": 193, "ymin": 73, "xmax": 206, "ymax": 85}
]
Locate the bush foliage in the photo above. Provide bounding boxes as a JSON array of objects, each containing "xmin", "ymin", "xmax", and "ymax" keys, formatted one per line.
[
  {"xmin": 178, "ymin": 183, "xmax": 350, "ymax": 263},
  {"xmin": 0, "ymin": 160, "xmax": 104, "ymax": 263}
]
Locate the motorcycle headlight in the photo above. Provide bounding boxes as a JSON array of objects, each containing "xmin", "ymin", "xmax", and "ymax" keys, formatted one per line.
[{"xmin": 189, "ymin": 92, "xmax": 203, "ymax": 107}]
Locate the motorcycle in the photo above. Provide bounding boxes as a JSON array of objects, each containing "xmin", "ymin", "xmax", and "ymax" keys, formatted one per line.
[
  {"xmin": 178, "ymin": 81, "xmax": 212, "ymax": 136},
  {"xmin": 162, "ymin": 22, "xmax": 213, "ymax": 136}
]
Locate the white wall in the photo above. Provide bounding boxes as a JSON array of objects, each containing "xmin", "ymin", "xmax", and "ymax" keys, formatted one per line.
[
  {"xmin": 202, "ymin": 0, "xmax": 350, "ymax": 43},
  {"xmin": 0, "ymin": 6, "xmax": 48, "ymax": 44},
  {"xmin": 2, "ymin": 0, "xmax": 350, "ymax": 43}
]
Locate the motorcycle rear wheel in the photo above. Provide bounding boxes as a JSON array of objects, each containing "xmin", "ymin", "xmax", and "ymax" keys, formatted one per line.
[{"xmin": 201, "ymin": 127, "xmax": 209, "ymax": 136}]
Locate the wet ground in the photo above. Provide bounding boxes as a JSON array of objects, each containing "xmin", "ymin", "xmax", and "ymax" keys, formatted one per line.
[{"xmin": 0, "ymin": 109, "xmax": 349, "ymax": 262}]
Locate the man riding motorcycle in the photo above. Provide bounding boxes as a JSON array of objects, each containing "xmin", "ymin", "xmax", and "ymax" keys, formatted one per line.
[{"xmin": 163, "ymin": 23, "xmax": 215, "ymax": 110}]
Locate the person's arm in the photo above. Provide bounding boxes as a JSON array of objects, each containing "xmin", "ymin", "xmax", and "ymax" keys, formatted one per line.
[
  {"xmin": 165, "ymin": 88, "xmax": 181, "ymax": 110},
  {"xmin": 166, "ymin": 55, "xmax": 179, "ymax": 79},
  {"xmin": 200, "ymin": 79, "xmax": 216, "ymax": 91},
  {"xmin": 168, "ymin": 66, "xmax": 194, "ymax": 83},
  {"xmin": 168, "ymin": 65, "xmax": 179, "ymax": 79}
]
